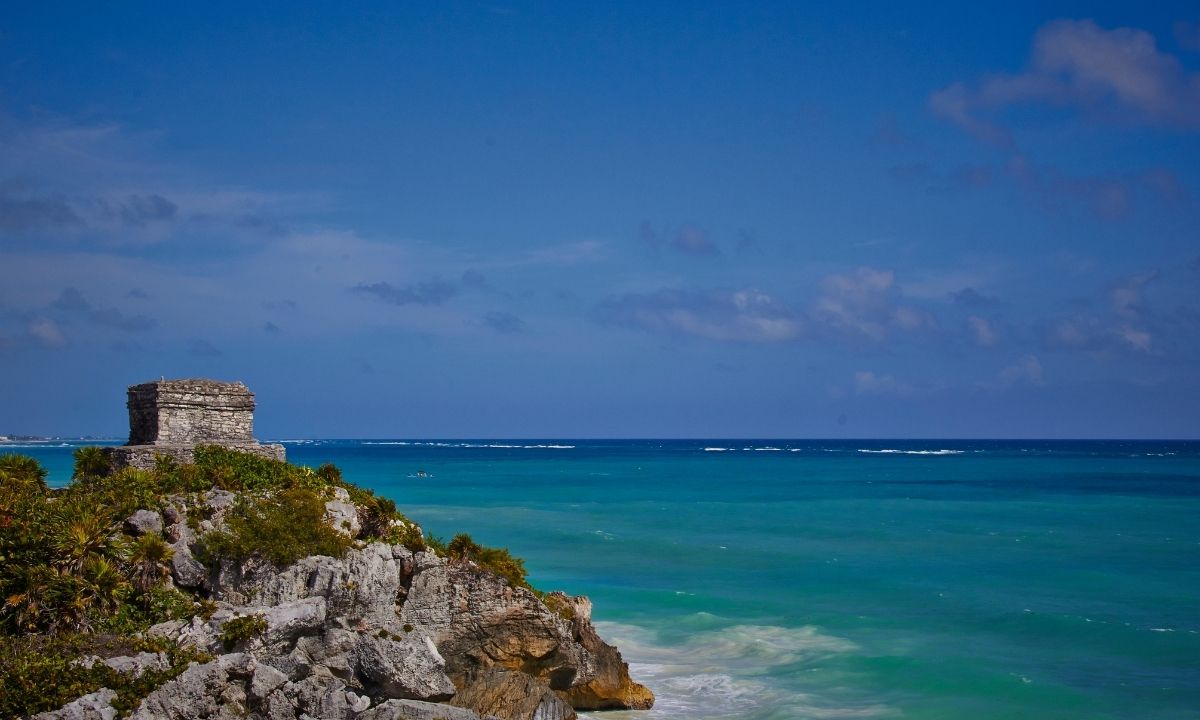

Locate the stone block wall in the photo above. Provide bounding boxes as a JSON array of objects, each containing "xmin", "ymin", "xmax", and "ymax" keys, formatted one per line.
[
  {"xmin": 128, "ymin": 379, "xmax": 257, "ymax": 445},
  {"xmin": 106, "ymin": 378, "xmax": 285, "ymax": 470}
]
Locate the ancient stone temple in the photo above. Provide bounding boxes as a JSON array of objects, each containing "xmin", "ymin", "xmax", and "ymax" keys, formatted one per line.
[{"xmin": 105, "ymin": 378, "xmax": 285, "ymax": 469}]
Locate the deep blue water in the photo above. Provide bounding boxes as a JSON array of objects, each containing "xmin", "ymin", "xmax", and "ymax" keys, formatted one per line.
[{"xmin": 11, "ymin": 439, "xmax": 1200, "ymax": 719}]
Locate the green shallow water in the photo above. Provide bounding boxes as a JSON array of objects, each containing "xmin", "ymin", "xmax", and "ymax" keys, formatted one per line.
[{"xmin": 14, "ymin": 439, "xmax": 1200, "ymax": 719}]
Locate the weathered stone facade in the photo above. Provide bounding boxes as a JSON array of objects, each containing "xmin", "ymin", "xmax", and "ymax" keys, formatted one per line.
[{"xmin": 106, "ymin": 378, "xmax": 285, "ymax": 470}]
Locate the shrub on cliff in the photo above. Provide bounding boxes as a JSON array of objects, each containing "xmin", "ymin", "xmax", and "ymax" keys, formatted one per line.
[
  {"xmin": 72, "ymin": 446, "xmax": 111, "ymax": 479},
  {"xmin": 197, "ymin": 487, "xmax": 352, "ymax": 567},
  {"xmin": 446, "ymin": 533, "xmax": 532, "ymax": 592},
  {"xmin": 0, "ymin": 633, "xmax": 211, "ymax": 718}
]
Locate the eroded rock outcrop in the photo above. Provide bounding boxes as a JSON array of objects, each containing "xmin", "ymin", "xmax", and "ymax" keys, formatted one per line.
[{"xmin": 98, "ymin": 501, "xmax": 652, "ymax": 720}]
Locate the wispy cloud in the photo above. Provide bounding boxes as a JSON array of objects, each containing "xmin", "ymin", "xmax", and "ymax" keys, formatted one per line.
[
  {"xmin": 967, "ymin": 315, "xmax": 1000, "ymax": 347},
  {"xmin": 638, "ymin": 221, "xmax": 721, "ymax": 257},
  {"xmin": 88, "ymin": 307, "xmax": 156, "ymax": 332},
  {"xmin": 950, "ymin": 287, "xmax": 998, "ymax": 308},
  {"xmin": 481, "ymin": 311, "xmax": 526, "ymax": 333},
  {"xmin": 854, "ymin": 370, "xmax": 914, "ymax": 396},
  {"xmin": 813, "ymin": 267, "xmax": 933, "ymax": 342},
  {"xmin": 49, "ymin": 287, "xmax": 156, "ymax": 332},
  {"xmin": 351, "ymin": 280, "xmax": 458, "ymax": 307},
  {"xmin": 51, "ymin": 287, "xmax": 91, "ymax": 313},
  {"xmin": 0, "ymin": 183, "xmax": 82, "ymax": 232},
  {"xmin": 997, "ymin": 354, "xmax": 1045, "ymax": 387},
  {"xmin": 1039, "ymin": 271, "xmax": 1159, "ymax": 354},
  {"xmin": 188, "ymin": 338, "xmax": 222, "ymax": 357},
  {"xmin": 593, "ymin": 287, "xmax": 803, "ymax": 343},
  {"xmin": 672, "ymin": 226, "xmax": 719, "ymax": 256},
  {"xmin": 28, "ymin": 318, "xmax": 66, "ymax": 348},
  {"xmin": 931, "ymin": 19, "xmax": 1200, "ymax": 143}
]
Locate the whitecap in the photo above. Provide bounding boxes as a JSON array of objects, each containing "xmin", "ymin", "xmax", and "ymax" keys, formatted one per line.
[
  {"xmin": 583, "ymin": 621, "xmax": 884, "ymax": 719},
  {"xmin": 857, "ymin": 449, "xmax": 963, "ymax": 455},
  {"xmin": 703, "ymin": 447, "xmax": 730, "ymax": 452}
]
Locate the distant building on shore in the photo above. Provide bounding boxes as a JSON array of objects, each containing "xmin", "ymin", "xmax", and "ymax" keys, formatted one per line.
[{"xmin": 105, "ymin": 378, "xmax": 285, "ymax": 469}]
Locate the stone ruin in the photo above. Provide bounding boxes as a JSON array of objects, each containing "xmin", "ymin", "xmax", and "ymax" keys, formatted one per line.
[{"xmin": 105, "ymin": 378, "xmax": 285, "ymax": 470}]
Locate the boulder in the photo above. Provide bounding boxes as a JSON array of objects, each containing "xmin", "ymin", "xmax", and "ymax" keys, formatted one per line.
[
  {"xmin": 101, "ymin": 651, "xmax": 170, "ymax": 678},
  {"xmin": 325, "ymin": 495, "xmax": 361, "ymax": 538},
  {"xmin": 249, "ymin": 663, "xmax": 289, "ymax": 704},
  {"xmin": 262, "ymin": 597, "xmax": 328, "ymax": 644},
  {"xmin": 170, "ymin": 540, "xmax": 208, "ymax": 588},
  {"xmin": 128, "ymin": 656, "xmax": 249, "ymax": 720},
  {"xmin": 353, "ymin": 631, "xmax": 456, "ymax": 701},
  {"xmin": 124, "ymin": 509, "xmax": 163, "ymax": 536},
  {"xmin": 557, "ymin": 596, "xmax": 654, "ymax": 710},
  {"xmin": 400, "ymin": 561, "xmax": 587, "ymax": 685},
  {"xmin": 32, "ymin": 689, "xmax": 118, "ymax": 720},
  {"xmin": 361, "ymin": 699, "xmax": 484, "ymax": 720},
  {"xmin": 451, "ymin": 668, "xmax": 575, "ymax": 720}
]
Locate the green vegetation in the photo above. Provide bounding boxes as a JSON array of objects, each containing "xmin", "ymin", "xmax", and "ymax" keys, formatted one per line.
[
  {"xmin": 0, "ymin": 446, "xmax": 545, "ymax": 717},
  {"xmin": 1, "ymin": 446, "xmax": 430, "ymax": 635},
  {"xmin": 197, "ymin": 487, "xmax": 352, "ymax": 567},
  {"xmin": 0, "ymin": 633, "xmax": 211, "ymax": 718},
  {"xmin": 219, "ymin": 613, "xmax": 268, "ymax": 651},
  {"xmin": 446, "ymin": 533, "xmax": 534, "ymax": 592}
]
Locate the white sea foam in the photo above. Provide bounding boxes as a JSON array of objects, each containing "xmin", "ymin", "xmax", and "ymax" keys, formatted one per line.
[
  {"xmin": 583, "ymin": 620, "xmax": 885, "ymax": 719},
  {"xmin": 857, "ymin": 449, "xmax": 963, "ymax": 455},
  {"xmin": 703, "ymin": 447, "xmax": 730, "ymax": 452},
  {"xmin": 359, "ymin": 441, "xmax": 574, "ymax": 449}
]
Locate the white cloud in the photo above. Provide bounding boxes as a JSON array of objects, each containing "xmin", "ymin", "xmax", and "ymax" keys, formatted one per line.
[
  {"xmin": 28, "ymin": 318, "xmax": 66, "ymax": 348},
  {"xmin": 594, "ymin": 287, "xmax": 804, "ymax": 343},
  {"xmin": 997, "ymin": 354, "xmax": 1044, "ymax": 386},
  {"xmin": 853, "ymin": 370, "xmax": 913, "ymax": 396},
  {"xmin": 813, "ymin": 267, "xmax": 933, "ymax": 341},
  {"xmin": 931, "ymin": 19, "xmax": 1200, "ymax": 143},
  {"xmin": 967, "ymin": 315, "xmax": 1000, "ymax": 347}
]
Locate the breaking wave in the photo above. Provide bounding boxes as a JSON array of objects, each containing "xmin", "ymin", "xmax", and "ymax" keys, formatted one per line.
[
  {"xmin": 857, "ymin": 449, "xmax": 963, "ymax": 455},
  {"xmin": 581, "ymin": 620, "xmax": 887, "ymax": 719},
  {"xmin": 358, "ymin": 441, "xmax": 574, "ymax": 449}
]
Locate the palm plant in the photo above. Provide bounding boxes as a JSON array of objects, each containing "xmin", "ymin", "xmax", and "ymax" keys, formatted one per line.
[
  {"xmin": 79, "ymin": 556, "xmax": 126, "ymax": 618},
  {"xmin": 51, "ymin": 506, "xmax": 119, "ymax": 575},
  {"xmin": 128, "ymin": 534, "xmax": 174, "ymax": 597},
  {"xmin": 71, "ymin": 446, "xmax": 111, "ymax": 479}
]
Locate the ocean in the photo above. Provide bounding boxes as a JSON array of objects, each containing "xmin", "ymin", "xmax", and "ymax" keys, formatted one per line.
[{"xmin": 13, "ymin": 439, "xmax": 1200, "ymax": 719}]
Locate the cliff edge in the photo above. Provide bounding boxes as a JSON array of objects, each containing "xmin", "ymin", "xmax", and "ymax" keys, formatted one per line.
[{"xmin": 0, "ymin": 448, "xmax": 652, "ymax": 720}]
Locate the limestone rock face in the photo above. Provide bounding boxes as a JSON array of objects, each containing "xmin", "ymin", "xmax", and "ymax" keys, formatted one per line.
[
  {"xmin": 400, "ymin": 562, "xmax": 589, "ymax": 683},
  {"xmin": 32, "ymin": 689, "xmax": 118, "ymax": 720},
  {"xmin": 557, "ymin": 596, "xmax": 654, "ymax": 710},
  {"xmin": 399, "ymin": 562, "xmax": 652, "ymax": 717},
  {"xmin": 451, "ymin": 669, "xmax": 576, "ymax": 720},
  {"xmin": 353, "ymin": 632, "xmax": 456, "ymax": 700},
  {"xmin": 361, "ymin": 699, "xmax": 485, "ymax": 720},
  {"xmin": 47, "ymin": 493, "xmax": 651, "ymax": 720},
  {"xmin": 128, "ymin": 654, "xmax": 256, "ymax": 720},
  {"xmin": 102, "ymin": 651, "xmax": 171, "ymax": 679}
]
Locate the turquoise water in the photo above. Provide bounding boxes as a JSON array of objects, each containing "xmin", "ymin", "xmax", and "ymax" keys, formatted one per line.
[{"xmin": 13, "ymin": 439, "xmax": 1200, "ymax": 719}]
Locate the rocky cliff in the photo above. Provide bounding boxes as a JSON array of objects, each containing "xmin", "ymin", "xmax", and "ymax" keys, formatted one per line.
[{"xmin": 30, "ymin": 478, "xmax": 652, "ymax": 720}]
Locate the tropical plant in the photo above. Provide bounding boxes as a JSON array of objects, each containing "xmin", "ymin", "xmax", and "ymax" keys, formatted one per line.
[
  {"xmin": 71, "ymin": 446, "xmax": 111, "ymax": 479},
  {"xmin": 50, "ymin": 505, "xmax": 120, "ymax": 575},
  {"xmin": 128, "ymin": 534, "xmax": 174, "ymax": 598},
  {"xmin": 198, "ymin": 487, "xmax": 351, "ymax": 567},
  {"xmin": 446, "ymin": 533, "xmax": 532, "ymax": 591}
]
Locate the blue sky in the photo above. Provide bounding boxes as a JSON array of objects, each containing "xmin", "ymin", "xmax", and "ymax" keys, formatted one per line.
[{"xmin": 1, "ymin": 1, "xmax": 1198, "ymax": 438}]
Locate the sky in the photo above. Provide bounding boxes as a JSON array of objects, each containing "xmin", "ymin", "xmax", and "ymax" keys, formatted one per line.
[{"xmin": 1, "ymin": 1, "xmax": 1199, "ymax": 439}]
